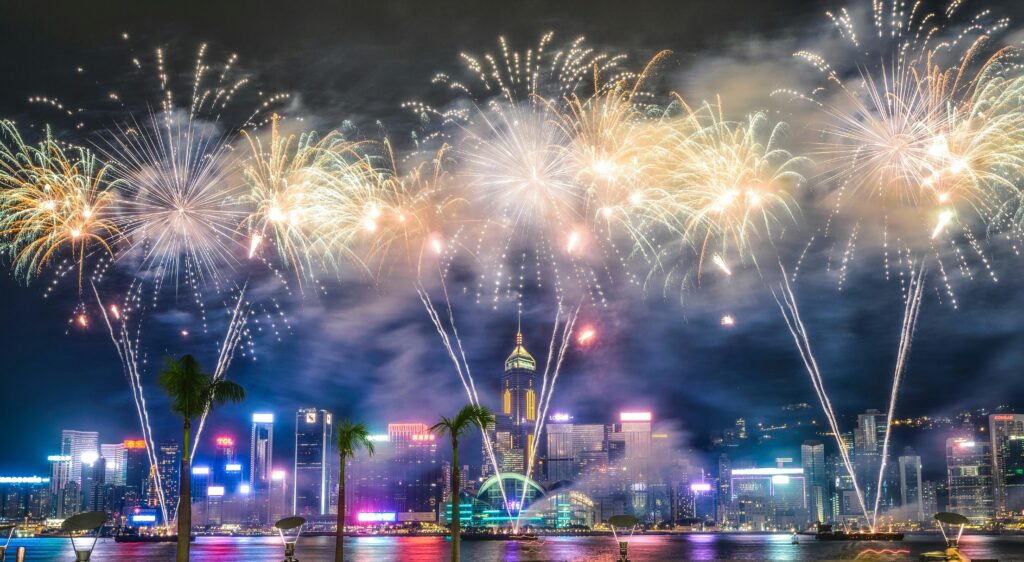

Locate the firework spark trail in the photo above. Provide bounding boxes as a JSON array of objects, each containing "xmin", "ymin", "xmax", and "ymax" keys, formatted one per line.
[
  {"xmin": 190, "ymin": 285, "xmax": 252, "ymax": 462},
  {"xmin": 871, "ymin": 260, "xmax": 926, "ymax": 528},
  {"xmin": 414, "ymin": 276, "xmax": 513, "ymax": 520},
  {"xmin": 91, "ymin": 282, "xmax": 170, "ymax": 524},
  {"xmin": 772, "ymin": 264, "xmax": 871, "ymax": 525},
  {"xmin": 515, "ymin": 300, "xmax": 580, "ymax": 532}
]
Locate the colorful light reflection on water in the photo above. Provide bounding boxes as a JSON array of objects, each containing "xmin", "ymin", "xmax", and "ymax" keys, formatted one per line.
[{"xmin": 3, "ymin": 533, "xmax": 1023, "ymax": 561}]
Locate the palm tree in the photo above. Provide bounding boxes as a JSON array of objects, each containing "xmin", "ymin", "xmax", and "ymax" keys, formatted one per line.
[
  {"xmin": 158, "ymin": 354, "xmax": 245, "ymax": 562},
  {"xmin": 334, "ymin": 420, "xmax": 375, "ymax": 562},
  {"xmin": 432, "ymin": 404, "xmax": 495, "ymax": 562}
]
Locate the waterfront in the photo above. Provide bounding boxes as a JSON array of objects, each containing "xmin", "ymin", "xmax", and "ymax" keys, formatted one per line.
[{"xmin": 5, "ymin": 534, "xmax": 1024, "ymax": 561}]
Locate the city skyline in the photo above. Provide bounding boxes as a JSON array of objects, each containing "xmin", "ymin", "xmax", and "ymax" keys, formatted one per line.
[{"xmin": 1, "ymin": 0, "xmax": 1024, "ymax": 552}]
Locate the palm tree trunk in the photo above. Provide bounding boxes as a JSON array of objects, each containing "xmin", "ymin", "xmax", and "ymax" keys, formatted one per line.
[
  {"xmin": 177, "ymin": 420, "xmax": 191, "ymax": 562},
  {"xmin": 335, "ymin": 457, "xmax": 346, "ymax": 562},
  {"xmin": 451, "ymin": 438, "xmax": 460, "ymax": 562}
]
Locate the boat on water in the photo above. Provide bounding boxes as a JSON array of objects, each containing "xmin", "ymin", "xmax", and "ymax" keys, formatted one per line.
[{"xmin": 813, "ymin": 524, "xmax": 904, "ymax": 542}]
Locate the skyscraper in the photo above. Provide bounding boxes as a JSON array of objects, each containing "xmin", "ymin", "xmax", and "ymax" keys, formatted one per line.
[
  {"xmin": 81, "ymin": 456, "xmax": 106, "ymax": 513},
  {"xmin": 294, "ymin": 408, "xmax": 333, "ymax": 516},
  {"xmin": 100, "ymin": 443, "xmax": 126, "ymax": 486},
  {"xmin": 60, "ymin": 430, "xmax": 99, "ymax": 486},
  {"xmin": 48, "ymin": 454, "xmax": 72, "ymax": 517},
  {"xmin": 946, "ymin": 436, "xmax": 994, "ymax": 524},
  {"xmin": 250, "ymin": 413, "xmax": 274, "ymax": 524},
  {"xmin": 388, "ymin": 423, "xmax": 441, "ymax": 514},
  {"xmin": 898, "ymin": 449, "xmax": 924, "ymax": 522},
  {"xmin": 250, "ymin": 413, "xmax": 275, "ymax": 490},
  {"xmin": 546, "ymin": 416, "xmax": 574, "ymax": 482},
  {"xmin": 854, "ymin": 410, "xmax": 887, "ymax": 515},
  {"xmin": 988, "ymin": 413, "xmax": 1024, "ymax": 515},
  {"xmin": 269, "ymin": 469, "xmax": 289, "ymax": 524},
  {"xmin": 496, "ymin": 327, "xmax": 538, "ymax": 470},
  {"xmin": 801, "ymin": 440, "xmax": 826, "ymax": 524},
  {"xmin": 123, "ymin": 439, "xmax": 148, "ymax": 506},
  {"xmin": 158, "ymin": 441, "xmax": 181, "ymax": 521},
  {"xmin": 213, "ymin": 436, "xmax": 238, "ymax": 487}
]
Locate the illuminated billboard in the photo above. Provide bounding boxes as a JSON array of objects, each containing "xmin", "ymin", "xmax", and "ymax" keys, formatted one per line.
[
  {"xmin": 225, "ymin": 463, "xmax": 242, "ymax": 472},
  {"xmin": 271, "ymin": 470, "xmax": 286, "ymax": 481},
  {"xmin": 367, "ymin": 434, "xmax": 390, "ymax": 443},
  {"xmin": 690, "ymin": 482, "xmax": 712, "ymax": 492},
  {"xmin": 192, "ymin": 467, "xmax": 210, "ymax": 476},
  {"xmin": 0, "ymin": 476, "xmax": 49, "ymax": 484},
  {"xmin": 216, "ymin": 437, "xmax": 234, "ymax": 447},
  {"xmin": 208, "ymin": 486, "xmax": 225, "ymax": 497},
  {"xmin": 550, "ymin": 413, "xmax": 571, "ymax": 422},
  {"xmin": 131, "ymin": 514, "xmax": 157, "ymax": 524},
  {"xmin": 252, "ymin": 413, "xmax": 275, "ymax": 423},
  {"xmin": 357, "ymin": 512, "xmax": 396, "ymax": 523},
  {"xmin": 47, "ymin": 455, "xmax": 72, "ymax": 462},
  {"xmin": 620, "ymin": 412, "xmax": 652, "ymax": 422},
  {"xmin": 123, "ymin": 440, "xmax": 146, "ymax": 449}
]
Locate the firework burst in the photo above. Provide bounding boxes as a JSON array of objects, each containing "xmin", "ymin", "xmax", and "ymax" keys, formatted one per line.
[
  {"xmin": 0, "ymin": 122, "xmax": 121, "ymax": 286},
  {"xmin": 645, "ymin": 100, "xmax": 807, "ymax": 286}
]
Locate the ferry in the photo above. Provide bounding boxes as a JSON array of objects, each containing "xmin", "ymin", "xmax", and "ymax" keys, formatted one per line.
[{"xmin": 813, "ymin": 523, "xmax": 904, "ymax": 541}]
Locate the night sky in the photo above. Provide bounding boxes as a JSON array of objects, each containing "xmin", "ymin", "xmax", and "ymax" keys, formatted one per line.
[{"xmin": 2, "ymin": 0, "xmax": 1023, "ymax": 477}]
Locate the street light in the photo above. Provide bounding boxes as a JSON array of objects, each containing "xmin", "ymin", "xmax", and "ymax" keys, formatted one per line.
[
  {"xmin": 273, "ymin": 516, "xmax": 306, "ymax": 562},
  {"xmin": 60, "ymin": 512, "xmax": 106, "ymax": 561}
]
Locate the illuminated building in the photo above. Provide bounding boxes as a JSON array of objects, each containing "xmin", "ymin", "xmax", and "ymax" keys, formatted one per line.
[
  {"xmin": 946, "ymin": 436, "xmax": 994, "ymax": 524},
  {"xmin": 100, "ymin": 443, "xmax": 126, "ymax": 486},
  {"xmin": 250, "ymin": 413, "xmax": 275, "ymax": 492},
  {"xmin": 0, "ymin": 477, "xmax": 52, "ymax": 520},
  {"xmin": 616, "ymin": 411, "xmax": 653, "ymax": 513},
  {"xmin": 48, "ymin": 455, "xmax": 72, "ymax": 517},
  {"xmin": 801, "ymin": 440, "xmax": 826, "ymax": 524},
  {"xmin": 545, "ymin": 416, "xmax": 574, "ymax": 482},
  {"xmin": 294, "ymin": 408, "xmax": 334, "ymax": 516},
  {"xmin": 60, "ymin": 430, "xmax": 98, "ymax": 486},
  {"xmin": 81, "ymin": 455, "xmax": 106, "ymax": 513},
  {"xmin": 388, "ymin": 423, "xmax": 441, "ymax": 515},
  {"xmin": 250, "ymin": 414, "xmax": 274, "ymax": 524},
  {"xmin": 494, "ymin": 325, "xmax": 538, "ymax": 473},
  {"xmin": 191, "ymin": 466, "xmax": 210, "ymax": 502},
  {"xmin": 717, "ymin": 454, "xmax": 732, "ymax": 524},
  {"xmin": 898, "ymin": 449, "xmax": 925, "ymax": 522},
  {"xmin": 988, "ymin": 413, "xmax": 1024, "ymax": 514},
  {"xmin": 729, "ymin": 466, "xmax": 807, "ymax": 531},
  {"xmin": 269, "ymin": 470, "xmax": 289, "ymax": 524},
  {"xmin": 123, "ymin": 439, "xmax": 147, "ymax": 506},
  {"xmin": 348, "ymin": 432, "xmax": 392, "ymax": 519},
  {"xmin": 854, "ymin": 410, "xmax": 888, "ymax": 516},
  {"xmin": 158, "ymin": 441, "xmax": 181, "ymax": 521},
  {"xmin": 213, "ymin": 435, "xmax": 238, "ymax": 488},
  {"xmin": 691, "ymin": 481, "xmax": 717, "ymax": 522},
  {"xmin": 61, "ymin": 480, "xmax": 80, "ymax": 518},
  {"xmin": 190, "ymin": 466, "xmax": 210, "ymax": 525}
]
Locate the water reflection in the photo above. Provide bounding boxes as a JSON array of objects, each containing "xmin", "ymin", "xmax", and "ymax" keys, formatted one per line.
[{"xmin": 3, "ymin": 533, "xmax": 1022, "ymax": 561}]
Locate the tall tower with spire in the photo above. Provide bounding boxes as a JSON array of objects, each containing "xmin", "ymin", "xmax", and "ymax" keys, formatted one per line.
[{"xmin": 493, "ymin": 320, "xmax": 538, "ymax": 474}]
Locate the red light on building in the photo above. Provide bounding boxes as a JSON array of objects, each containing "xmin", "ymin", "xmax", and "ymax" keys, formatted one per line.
[
  {"xmin": 216, "ymin": 437, "xmax": 234, "ymax": 447},
  {"xmin": 123, "ymin": 440, "xmax": 146, "ymax": 449}
]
